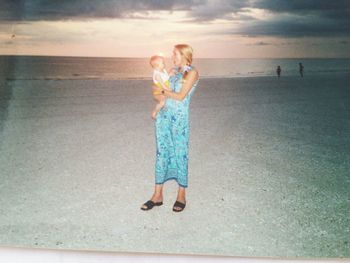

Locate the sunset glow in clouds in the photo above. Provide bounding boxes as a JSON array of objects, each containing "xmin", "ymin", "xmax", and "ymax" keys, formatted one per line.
[{"xmin": 0, "ymin": 0, "xmax": 349, "ymax": 58}]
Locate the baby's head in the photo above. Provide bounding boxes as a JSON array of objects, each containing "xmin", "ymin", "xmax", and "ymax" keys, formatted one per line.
[{"xmin": 149, "ymin": 55, "xmax": 165, "ymax": 71}]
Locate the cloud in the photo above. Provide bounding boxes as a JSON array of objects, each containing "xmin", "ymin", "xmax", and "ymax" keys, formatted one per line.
[
  {"xmin": 240, "ymin": 0, "xmax": 350, "ymax": 37},
  {"xmin": 246, "ymin": 41, "xmax": 271, "ymax": 46},
  {"xmin": 1, "ymin": 0, "xmax": 349, "ymax": 39},
  {"xmin": 234, "ymin": 13, "xmax": 350, "ymax": 38},
  {"xmin": 195, "ymin": 0, "xmax": 350, "ymax": 38},
  {"xmin": 0, "ymin": 0, "xmax": 26, "ymax": 21},
  {"xmin": 2, "ymin": 40, "xmax": 13, "ymax": 45},
  {"xmin": 0, "ymin": 0, "xmax": 194, "ymax": 21},
  {"xmin": 185, "ymin": 0, "xmax": 254, "ymax": 22},
  {"xmin": 251, "ymin": 0, "xmax": 349, "ymax": 15}
]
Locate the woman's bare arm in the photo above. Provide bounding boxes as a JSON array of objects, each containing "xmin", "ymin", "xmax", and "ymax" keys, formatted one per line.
[{"xmin": 162, "ymin": 69, "xmax": 199, "ymax": 101}]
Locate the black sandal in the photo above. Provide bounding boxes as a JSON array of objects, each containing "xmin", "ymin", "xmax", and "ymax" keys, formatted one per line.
[
  {"xmin": 172, "ymin": 200, "xmax": 186, "ymax": 212},
  {"xmin": 141, "ymin": 200, "xmax": 163, "ymax": 211}
]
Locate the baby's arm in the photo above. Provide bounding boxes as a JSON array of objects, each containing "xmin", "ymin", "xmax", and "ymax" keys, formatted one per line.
[{"xmin": 154, "ymin": 74, "xmax": 171, "ymax": 90}]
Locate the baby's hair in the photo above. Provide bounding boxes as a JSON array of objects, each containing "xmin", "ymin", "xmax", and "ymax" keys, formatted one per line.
[{"xmin": 149, "ymin": 55, "xmax": 164, "ymax": 67}]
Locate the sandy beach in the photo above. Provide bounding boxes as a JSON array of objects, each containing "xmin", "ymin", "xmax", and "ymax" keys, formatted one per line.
[{"xmin": 0, "ymin": 74, "xmax": 349, "ymax": 258}]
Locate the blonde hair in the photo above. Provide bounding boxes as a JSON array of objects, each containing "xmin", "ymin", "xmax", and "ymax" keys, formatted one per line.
[
  {"xmin": 174, "ymin": 44, "xmax": 193, "ymax": 65},
  {"xmin": 149, "ymin": 55, "xmax": 163, "ymax": 67}
]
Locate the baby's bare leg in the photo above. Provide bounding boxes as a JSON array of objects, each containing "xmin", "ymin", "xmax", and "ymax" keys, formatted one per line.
[
  {"xmin": 151, "ymin": 95, "xmax": 166, "ymax": 119},
  {"xmin": 153, "ymin": 93, "xmax": 164, "ymax": 101}
]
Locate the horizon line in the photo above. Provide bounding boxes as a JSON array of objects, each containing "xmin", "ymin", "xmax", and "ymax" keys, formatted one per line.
[{"xmin": 0, "ymin": 54, "xmax": 349, "ymax": 60}]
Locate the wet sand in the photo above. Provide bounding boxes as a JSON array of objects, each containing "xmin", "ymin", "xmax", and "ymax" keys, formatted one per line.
[{"xmin": 0, "ymin": 74, "xmax": 349, "ymax": 258}]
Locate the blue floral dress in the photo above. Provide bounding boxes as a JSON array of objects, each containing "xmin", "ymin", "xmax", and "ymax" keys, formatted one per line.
[{"xmin": 154, "ymin": 66, "xmax": 199, "ymax": 188}]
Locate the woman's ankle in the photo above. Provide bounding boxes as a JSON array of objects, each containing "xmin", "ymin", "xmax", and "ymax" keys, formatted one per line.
[{"xmin": 153, "ymin": 192, "xmax": 163, "ymax": 198}]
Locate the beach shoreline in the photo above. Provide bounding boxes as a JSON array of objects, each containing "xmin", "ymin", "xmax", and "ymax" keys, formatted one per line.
[
  {"xmin": 3, "ymin": 71, "xmax": 349, "ymax": 81},
  {"xmin": 2, "ymin": 55, "xmax": 350, "ymax": 82}
]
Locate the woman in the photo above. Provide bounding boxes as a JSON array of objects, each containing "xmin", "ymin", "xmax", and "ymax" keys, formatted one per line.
[{"xmin": 141, "ymin": 44, "xmax": 199, "ymax": 212}]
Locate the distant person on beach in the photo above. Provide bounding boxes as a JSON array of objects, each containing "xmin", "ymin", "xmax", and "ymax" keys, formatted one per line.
[
  {"xmin": 277, "ymin": 65, "xmax": 281, "ymax": 78},
  {"xmin": 149, "ymin": 55, "xmax": 173, "ymax": 119},
  {"xmin": 141, "ymin": 44, "xmax": 199, "ymax": 212},
  {"xmin": 299, "ymin": 62, "xmax": 304, "ymax": 77}
]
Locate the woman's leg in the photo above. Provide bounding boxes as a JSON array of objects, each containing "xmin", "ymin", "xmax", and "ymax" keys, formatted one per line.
[
  {"xmin": 173, "ymin": 186, "xmax": 186, "ymax": 211},
  {"xmin": 153, "ymin": 184, "xmax": 164, "ymax": 201},
  {"xmin": 141, "ymin": 184, "xmax": 164, "ymax": 210}
]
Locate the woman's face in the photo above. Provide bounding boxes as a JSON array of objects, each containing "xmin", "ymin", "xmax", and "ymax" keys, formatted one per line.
[{"xmin": 172, "ymin": 48, "xmax": 184, "ymax": 67}]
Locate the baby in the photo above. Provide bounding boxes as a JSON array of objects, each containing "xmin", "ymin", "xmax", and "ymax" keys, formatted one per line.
[{"xmin": 149, "ymin": 55, "xmax": 173, "ymax": 119}]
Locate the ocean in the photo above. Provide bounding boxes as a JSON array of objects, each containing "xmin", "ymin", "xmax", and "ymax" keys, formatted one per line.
[{"xmin": 1, "ymin": 55, "xmax": 350, "ymax": 80}]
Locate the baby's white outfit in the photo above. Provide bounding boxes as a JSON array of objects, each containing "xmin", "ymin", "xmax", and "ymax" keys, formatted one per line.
[{"xmin": 153, "ymin": 69, "xmax": 170, "ymax": 87}]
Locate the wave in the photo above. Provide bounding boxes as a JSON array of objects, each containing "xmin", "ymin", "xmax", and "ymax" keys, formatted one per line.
[{"xmin": 4, "ymin": 69, "xmax": 350, "ymax": 81}]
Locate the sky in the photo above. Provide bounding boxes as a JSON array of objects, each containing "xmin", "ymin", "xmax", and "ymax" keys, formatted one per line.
[{"xmin": 0, "ymin": 0, "xmax": 350, "ymax": 58}]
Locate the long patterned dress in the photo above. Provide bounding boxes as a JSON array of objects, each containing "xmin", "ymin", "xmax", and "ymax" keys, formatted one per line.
[{"xmin": 154, "ymin": 66, "xmax": 199, "ymax": 188}]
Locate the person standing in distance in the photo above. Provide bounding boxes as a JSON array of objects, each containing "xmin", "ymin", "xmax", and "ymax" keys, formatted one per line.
[
  {"xmin": 276, "ymin": 65, "xmax": 281, "ymax": 79},
  {"xmin": 299, "ymin": 62, "xmax": 304, "ymax": 77}
]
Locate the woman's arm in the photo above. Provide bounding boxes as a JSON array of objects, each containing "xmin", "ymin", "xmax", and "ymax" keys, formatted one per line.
[{"xmin": 162, "ymin": 69, "xmax": 199, "ymax": 101}]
